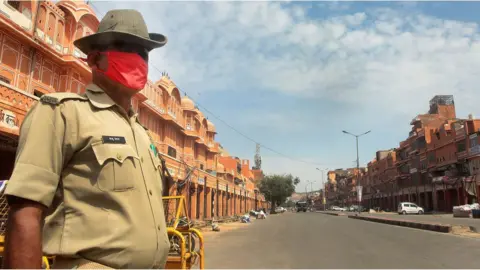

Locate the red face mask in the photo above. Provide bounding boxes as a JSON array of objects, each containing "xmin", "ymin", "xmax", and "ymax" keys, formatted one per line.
[{"xmin": 88, "ymin": 51, "xmax": 148, "ymax": 91}]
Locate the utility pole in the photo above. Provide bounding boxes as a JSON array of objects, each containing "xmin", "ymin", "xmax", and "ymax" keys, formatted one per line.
[
  {"xmin": 317, "ymin": 168, "xmax": 329, "ymax": 211},
  {"xmin": 342, "ymin": 130, "xmax": 371, "ymax": 214},
  {"xmin": 305, "ymin": 180, "xmax": 316, "ymax": 210}
]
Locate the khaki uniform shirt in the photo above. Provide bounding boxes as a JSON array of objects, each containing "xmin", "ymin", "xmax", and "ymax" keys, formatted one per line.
[{"xmin": 5, "ymin": 84, "xmax": 170, "ymax": 268}]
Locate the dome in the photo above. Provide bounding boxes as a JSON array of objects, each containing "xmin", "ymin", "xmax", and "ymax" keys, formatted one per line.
[
  {"xmin": 181, "ymin": 96, "xmax": 195, "ymax": 111},
  {"xmin": 207, "ymin": 120, "xmax": 217, "ymax": 134},
  {"xmin": 156, "ymin": 76, "xmax": 180, "ymax": 100}
]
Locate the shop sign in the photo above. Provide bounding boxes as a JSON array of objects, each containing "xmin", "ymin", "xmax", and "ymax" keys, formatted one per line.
[
  {"xmin": 0, "ymin": 110, "xmax": 18, "ymax": 128},
  {"xmin": 432, "ymin": 176, "xmax": 444, "ymax": 183},
  {"xmin": 470, "ymin": 145, "xmax": 480, "ymax": 156},
  {"xmin": 197, "ymin": 177, "xmax": 205, "ymax": 185}
]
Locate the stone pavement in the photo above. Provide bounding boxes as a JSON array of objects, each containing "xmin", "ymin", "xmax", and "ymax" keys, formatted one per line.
[{"xmin": 204, "ymin": 212, "xmax": 480, "ymax": 268}]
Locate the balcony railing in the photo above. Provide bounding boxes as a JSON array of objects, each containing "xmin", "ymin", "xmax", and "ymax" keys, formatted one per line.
[
  {"xmin": 0, "ymin": 2, "xmax": 33, "ymax": 31},
  {"xmin": 168, "ymin": 109, "xmax": 177, "ymax": 119},
  {"xmin": 144, "ymin": 100, "xmax": 166, "ymax": 116},
  {"xmin": 73, "ymin": 47, "xmax": 87, "ymax": 59}
]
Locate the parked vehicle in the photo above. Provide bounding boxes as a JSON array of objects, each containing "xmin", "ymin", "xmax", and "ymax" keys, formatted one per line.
[
  {"xmin": 275, "ymin": 207, "xmax": 286, "ymax": 213},
  {"xmin": 398, "ymin": 202, "xmax": 424, "ymax": 215},
  {"xmin": 296, "ymin": 201, "xmax": 308, "ymax": 212},
  {"xmin": 348, "ymin": 205, "xmax": 366, "ymax": 212},
  {"xmin": 331, "ymin": 206, "xmax": 346, "ymax": 212}
]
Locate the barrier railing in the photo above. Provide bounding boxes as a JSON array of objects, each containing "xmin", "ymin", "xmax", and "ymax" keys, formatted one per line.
[{"xmin": 164, "ymin": 195, "xmax": 205, "ymax": 269}]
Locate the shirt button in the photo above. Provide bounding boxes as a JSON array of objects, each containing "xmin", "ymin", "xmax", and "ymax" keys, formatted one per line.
[
  {"xmin": 158, "ymin": 225, "xmax": 161, "ymax": 230},
  {"xmin": 149, "ymin": 190, "xmax": 153, "ymax": 195},
  {"xmin": 141, "ymin": 157, "xmax": 144, "ymax": 162},
  {"xmin": 117, "ymin": 153, "xmax": 122, "ymax": 160}
]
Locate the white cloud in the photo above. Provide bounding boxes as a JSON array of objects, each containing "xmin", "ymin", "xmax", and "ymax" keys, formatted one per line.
[
  {"xmin": 341, "ymin": 12, "xmax": 367, "ymax": 26},
  {"xmin": 106, "ymin": 1, "xmax": 480, "ymax": 118},
  {"xmin": 93, "ymin": 2, "xmax": 480, "ymax": 112},
  {"xmin": 93, "ymin": 1, "xmax": 480, "ymax": 180}
]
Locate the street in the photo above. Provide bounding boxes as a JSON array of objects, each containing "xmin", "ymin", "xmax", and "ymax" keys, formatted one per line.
[{"xmin": 205, "ymin": 212, "xmax": 480, "ymax": 268}]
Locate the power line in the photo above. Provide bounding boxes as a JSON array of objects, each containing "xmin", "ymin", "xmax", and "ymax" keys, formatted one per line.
[{"xmin": 88, "ymin": 2, "xmax": 329, "ymax": 167}]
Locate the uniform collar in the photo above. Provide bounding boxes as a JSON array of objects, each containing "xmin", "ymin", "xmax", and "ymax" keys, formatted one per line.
[
  {"xmin": 86, "ymin": 84, "xmax": 139, "ymax": 120},
  {"xmin": 85, "ymin": 83, "xmax": 116, "ymax": 109}
]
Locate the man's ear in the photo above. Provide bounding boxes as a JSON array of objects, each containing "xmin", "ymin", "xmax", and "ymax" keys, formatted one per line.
[{"xmin": 87, "ymin": 52, "xmax": 108, "ymax": 71}]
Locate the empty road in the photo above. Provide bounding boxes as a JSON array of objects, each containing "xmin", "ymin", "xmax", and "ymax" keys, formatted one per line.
[{"xmin": 205, "ymin": 212, "xmax": 480, "ymax": 268}]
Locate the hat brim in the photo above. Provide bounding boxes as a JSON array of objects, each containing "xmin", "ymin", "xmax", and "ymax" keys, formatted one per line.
[{"xmin": 73, "ymin": 31, "xmax": 167, "ymax": 55}]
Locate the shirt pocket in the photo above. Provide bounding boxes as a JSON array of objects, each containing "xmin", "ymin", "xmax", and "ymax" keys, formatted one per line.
[{"xmin": 92, "ymin": 142, "xmax": 140, "ymax": 192}]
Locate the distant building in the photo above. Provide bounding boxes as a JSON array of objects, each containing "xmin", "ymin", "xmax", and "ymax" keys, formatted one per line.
[{"xmin": 359, "ymin": 95, "xmax": 480, "ymax": 212}]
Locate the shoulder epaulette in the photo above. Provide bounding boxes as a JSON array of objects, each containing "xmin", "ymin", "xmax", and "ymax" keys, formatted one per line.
[{"xmin": 40, "ymin": 92, "xmax": 88, "ymax": 106}]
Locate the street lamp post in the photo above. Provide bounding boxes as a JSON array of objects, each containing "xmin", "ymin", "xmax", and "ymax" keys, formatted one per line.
[
  {"xmin": 316, "ymin": 168, "xmax": 329, "ymax": 211},
  {"xmin": 342, "ymin": 130, "xmax": 371, "ymax": 214},
  {"xmin": 305, "ymin": 180, "xmax": 316, "ymax": 209}
]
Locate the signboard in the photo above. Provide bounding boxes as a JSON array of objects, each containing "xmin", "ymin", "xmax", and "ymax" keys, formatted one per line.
[
  {"xmin": 197, "ymin": 177, "xmax": 205, "ymax": 185},
  {"xmin": 470, "ymin": 145, "xmax": 480, "ymax": 156},
  {"xmin": 322, "ymin": 197, "xmax": 326, "ymax": 205},
  {"xmin": 0, "ymin": 110, "xmax": 18, "ymax": 128},
  {"xmin": 432, "ymin": 176, "xmax": 444, "ymax": 183},
  {"xmin": 356, "ymin": 186, "xmax": 363, "ymax": 202}
]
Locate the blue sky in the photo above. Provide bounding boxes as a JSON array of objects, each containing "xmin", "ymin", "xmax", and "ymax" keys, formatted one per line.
[{"xmin": 91, "ymin": 1, "xmax": 480, "ymax": 192}]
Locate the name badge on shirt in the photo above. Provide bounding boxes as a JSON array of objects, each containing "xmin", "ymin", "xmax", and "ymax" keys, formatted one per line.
[{"xmin": 102, "ymin": 136, "xmax": 126, "ymax": 144}]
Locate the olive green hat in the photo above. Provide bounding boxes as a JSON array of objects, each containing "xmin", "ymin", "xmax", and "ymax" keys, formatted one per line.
[{"xmin": 74, "ymin": 9, "xmax": 167, "ymax": 55}]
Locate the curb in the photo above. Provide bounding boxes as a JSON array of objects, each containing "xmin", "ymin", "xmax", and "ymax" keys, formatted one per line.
[
  {"xmin": 316, "ymin": 211, "xmax": 346, "ymax": 216},
  {"xmin": 347, "ymin": 215, "xmax": 452, "ymax": 233}
]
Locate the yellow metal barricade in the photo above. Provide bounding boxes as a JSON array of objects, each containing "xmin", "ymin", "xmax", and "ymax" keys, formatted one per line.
[
  {"xmin": 163, "ymin": 195, "xmax": 205, "ymax": 269},
  {"xmin": 0, "ymin": 180, "xmax": 52, "ymax": 269}
]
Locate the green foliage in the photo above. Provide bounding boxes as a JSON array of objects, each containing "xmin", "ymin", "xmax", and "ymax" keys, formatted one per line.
[
  {"xmin": 258, "ymin": 174, "xmax": 300, "ymax": 212},
  {"xmin": 282, "ymin": 200, "xmax": 296, "ymax": 207}
]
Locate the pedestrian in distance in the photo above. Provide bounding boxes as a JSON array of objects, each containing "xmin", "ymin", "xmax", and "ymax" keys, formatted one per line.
[{"xmin": 2, "ymin": 9, "xmax": 170, "ymax": 269}]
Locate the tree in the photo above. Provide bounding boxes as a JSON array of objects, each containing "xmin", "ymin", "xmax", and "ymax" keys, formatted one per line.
[
  {"xmin": 282, "ymin": 200, "xmax": 296, "ymax": 208},
  {"xmin": 258, "ymin": 174, "xmax": 300, "ymax": 213}
]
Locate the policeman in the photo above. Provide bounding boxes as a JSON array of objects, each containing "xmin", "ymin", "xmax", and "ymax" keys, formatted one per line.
[{"xmin": 3, "ymin": 9, "xmax": 170, "ymax": 269}]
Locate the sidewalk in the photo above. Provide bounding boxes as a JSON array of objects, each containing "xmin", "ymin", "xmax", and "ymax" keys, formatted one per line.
[
  {"xmin": 363, "ymin": 213, "xmax": 480, "ymax": 232},
  {"xmin": 317, "ymin": 210, "xmax": 480, "ymax": 236}
]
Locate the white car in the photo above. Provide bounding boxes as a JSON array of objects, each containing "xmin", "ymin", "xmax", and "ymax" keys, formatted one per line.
[
  {"xmin": 275, "ymin": 207, "xmax": 286, "ymax": 213},
  {"xmin": 331, "ymin": 206, "xmax": 346, "ymax": 212},
  {"xmin": 398, "ymin": 202, "xmax": 424, "ymax": 215}
]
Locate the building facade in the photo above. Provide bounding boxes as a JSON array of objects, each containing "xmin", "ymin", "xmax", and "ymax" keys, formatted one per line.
[
  {"xmin": 0, "ymin": 0, "xmax": 267, "ymax": 221},
  {"xmin": 327, "ymin": 95, "xmax": 480, "ymax": 212},
  {"xmin": 324, "ymin": 167, "xmax": 365, "ymax": 208}
]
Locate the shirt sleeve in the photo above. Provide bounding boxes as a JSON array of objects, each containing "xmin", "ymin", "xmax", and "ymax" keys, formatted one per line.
[{"xmin": 5, "ymin": 101, "xmax": 72, "ymax": 208}]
